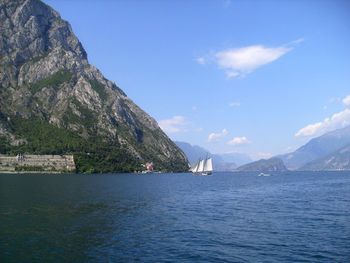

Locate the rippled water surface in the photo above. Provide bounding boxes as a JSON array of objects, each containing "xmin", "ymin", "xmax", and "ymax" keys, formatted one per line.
[{"xmin": 1, "ymin": 172, "xmax": 350, "ymax": 262}]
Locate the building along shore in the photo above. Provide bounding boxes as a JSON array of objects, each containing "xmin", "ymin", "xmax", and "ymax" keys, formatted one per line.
[{"xmin": 0, "ymin": 154, "xmax": 76, "ymax": 173}]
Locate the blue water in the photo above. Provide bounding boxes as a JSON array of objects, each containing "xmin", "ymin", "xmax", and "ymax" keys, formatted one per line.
[{"xmin": 0, "ymin": 172, "xmax": 349, "ymax": 262}]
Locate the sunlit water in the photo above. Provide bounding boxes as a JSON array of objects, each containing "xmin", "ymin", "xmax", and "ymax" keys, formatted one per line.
[{"xmin": 1, "ymin": 172, "xmax": 349, "ymax": 262}]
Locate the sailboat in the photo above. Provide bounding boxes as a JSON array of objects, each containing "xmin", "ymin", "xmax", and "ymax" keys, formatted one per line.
[{"xmin": 190, "ymin": 156, "xmax": 213, "ymax": 175}]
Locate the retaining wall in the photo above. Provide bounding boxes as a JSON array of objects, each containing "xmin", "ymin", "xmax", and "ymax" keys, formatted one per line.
[{"xmin": 0, "ymin": 154, "xmax": 76, "ymax": 172}]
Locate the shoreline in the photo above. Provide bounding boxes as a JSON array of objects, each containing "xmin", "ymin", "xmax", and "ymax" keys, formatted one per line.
[{"xmin": 0, "ymin": 171, "xmax": 75, "ymax": 174}]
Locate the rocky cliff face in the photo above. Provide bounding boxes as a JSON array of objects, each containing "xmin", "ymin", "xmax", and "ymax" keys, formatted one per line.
[{"xmin": 0, "ymin": 0, "xmax": 188, "ymax": 172}]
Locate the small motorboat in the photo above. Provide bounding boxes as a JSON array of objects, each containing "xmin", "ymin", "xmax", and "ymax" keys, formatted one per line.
[{"xmin": 258, "ymin": 172, "xmax": 271, "ymax": 177}]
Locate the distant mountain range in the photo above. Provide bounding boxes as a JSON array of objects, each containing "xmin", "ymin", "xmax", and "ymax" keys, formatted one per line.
[
  {"xmin": 279, "ymin": 125, "xmax": 350, "ymax": 170},
  {"xmin": 176, "ymin": 124, "xmax": 350, "ymax": 172},
  {"xmin": 237, "ymin": 125, "xmax": 350, "ymax": 172},
  {"xmin": 301, "ymin": 143, "xmax": 350, "ymax": 170},
  {"xmin": 178, "ymin": 125, "xmax": 350, "ymax": 172},
  {"xmin": 217, "ymin": 152, "xmax": 252, "ymax": 166},
  {"xmin": 174, "ymin": 142, "xmax": 211, "ymax": 165},
  {"xmin": 175, "ymin": 141, "xmax": 251, "ymax": 171},
  {"xmin": 236, "ymin": 157, "xmax": 287, "ymax": 172}
]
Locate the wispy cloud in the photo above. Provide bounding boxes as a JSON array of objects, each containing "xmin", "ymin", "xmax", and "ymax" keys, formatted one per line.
[
  {"xmin": 285, "ymin": 145, "xmax": 298, "ymax": 152},
  {"xmin": 329, "ymin": 97, "xmax": 341, "ymax": 104},
  {"xmin": 295, "ymin": 108, "xmax": 350, "ymax": 138},
  {"xmin": 323, "ymin": 96, "xmax": 343, "ymax": 111},
  {"xmin": 229, "ymin": 101, "xmax": 240, "ymax": 107},
  {"xmin": 158, "ymin": 116, "xmax": 187, "ymax": 133},
  {"xmin": 196, "ymin": 57, "xmax": 206, "ymax": 65},
  {"xmin": 208, "ymin": 129, "xmax": 229, "ymax": 142},
  {"xmin": 196, "ymin": 38, "xmax": 303, "ymax": 79},
  {"xmin": 256, "ymin": 152, "xmax": 273, "ymax": 159},
  {"xmin": 216, "ymin": 45, "xmax": 290, "ymax": 79},
  {"xmin": 343, "ymin": 95, "xmax": 350, "ymax": 106},
  {"xmin": 227, "ymin": 136, "xmax": 251, "ymax": 146}
]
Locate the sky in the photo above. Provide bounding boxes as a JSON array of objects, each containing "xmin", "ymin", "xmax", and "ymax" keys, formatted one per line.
[{"xmin": 45, "ymin": 0, "xmax": 350, "ymax": 160}]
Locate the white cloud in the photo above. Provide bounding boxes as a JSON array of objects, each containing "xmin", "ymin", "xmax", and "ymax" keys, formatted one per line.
[
  {"xmin": 196, "ymin": 39, "xmax": 303, "ymax": 79},
  {"xmin": 295, "ymin": 108, "xmax": 350, "ymax": 138},
  {"xmin": 158, "ymin": 116, "xmax": 187, "ymax": 133},
  {"xmin": 227, "ymin": 136, "xmax": 251, "ymax": 146},
  {"xmin": 295, "ymin": 122, "xmax": 323, "ymax": 137},
  {"xmin": 229, "ymin": 101, "xmax": 240, "ymax": 107},
  {"xmin": 216, "ymin": 45, "xmax": 291, "ymax": 78},
  {"xmin": 343, "ymin": 95, "xmax": 350, "ymax": 107},
  {"xmin": 208, "ymin": 129, "xmax": 229, "ymax": 142}
]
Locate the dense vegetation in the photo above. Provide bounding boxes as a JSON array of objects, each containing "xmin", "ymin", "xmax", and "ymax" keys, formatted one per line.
[
  {"xmin": 0, "ymin": 116, "xmax": 186, "ymax": 173},
  {"xmin": 30, "ymin": 70, "xmax": 73, "ymax": 93},
  {"xmin": 0, "ymin": 116, "xmax": 140, "ymax": 173}
]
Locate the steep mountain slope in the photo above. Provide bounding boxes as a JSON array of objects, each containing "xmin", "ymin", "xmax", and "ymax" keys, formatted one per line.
[
  {"xmin": 0, "ymin": 0, "xmax": 188, "ymax": 172},
  {"xmin": 279, "ymin": 125, "xmax": 350, "ymax": 170},
  {"xmin": 300, "ymin": 143, "xmax": 350, "ymax": 171},
  {"xmin": 236, "ymin": 158, "xmax": 288, "ymax": 172}
]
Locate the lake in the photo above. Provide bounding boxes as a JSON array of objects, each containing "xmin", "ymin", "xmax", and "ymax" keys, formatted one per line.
[{"xmin": 0, "ymin": 172, "xmax": 349, "ymax": 262}]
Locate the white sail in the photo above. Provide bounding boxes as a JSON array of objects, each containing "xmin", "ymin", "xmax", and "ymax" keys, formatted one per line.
[
  {"xmin": 204, "ymin": 158, "xmax": 213, "ymax": 172},
  {"xmin": 191, "ymin": 157, "xmax": 213, "ymax": 175},
  {"xmin": 190, "ymin": 163, "xmax": 199, "ymax": 172},
  {"xmin": 197, "ymin": 160, "xmax": 205, "ymax": 172}
]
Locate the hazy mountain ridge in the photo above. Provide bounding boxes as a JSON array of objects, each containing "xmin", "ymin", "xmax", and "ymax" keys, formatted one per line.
[
  {"xmin": 0, "ymin": 0, "xmax": 188, "ymax": 172},
  {"xmin": 174, "ymin": 141, "xmax": 212, "ymax": 164},
  {"xmin": 175, "ymin": 141, "xmax": 252, "ymax": 171},
  {"xmin": 236, "ymin": 157, "xmax": 288, "ymax": 172},
  {"xmin": 175, "ymin": 125, "xmax": 350, "ymax": 173},
  {"xmin": 300, "ymin": 143, "xmax": 350, "ymax": 171},
  {"xmin": 279, "ymin": 125, "xmax": 350, "ymax": 170}
]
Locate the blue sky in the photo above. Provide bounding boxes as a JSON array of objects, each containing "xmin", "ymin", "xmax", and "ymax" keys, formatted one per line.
[{"xmin": 45, "ymin": 0, "xmax": 350, "ymax": 159}]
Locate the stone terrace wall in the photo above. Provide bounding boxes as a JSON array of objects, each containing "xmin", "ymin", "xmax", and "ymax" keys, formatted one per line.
[{"xmin": 0, "ymin": 155, "xmax": 76, "ymax": 172}]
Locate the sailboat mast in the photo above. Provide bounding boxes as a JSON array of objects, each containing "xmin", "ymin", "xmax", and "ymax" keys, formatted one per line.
[
  {"xmin": 195, "ymin": 158, "xmax": 201, "ymax": 173},
  {"xmin": 203, "ymin": 157, "xmax": 207, "ymax": 172}
]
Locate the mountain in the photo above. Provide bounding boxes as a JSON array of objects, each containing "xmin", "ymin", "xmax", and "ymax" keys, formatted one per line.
[
  {"xmin": 279, "ymin": 125, "xmax": 350, "ymax": 170},
  {"xmin": 0, "ymin": 0, "xmax": 188, "ymax": 172},
  {"xmin": 300, "ymin": 143, "xmax": 350, "ymax": 171},
  {"xmin": 236, "ymin": 157, "xmax": 288, "ymax": 172},
  {"xmin": 214, "ymin": 162, "xmax": 238, "ymax": 172},
  {"xmin": 174, "ymin": 141, "xmax": 232, "ymax": 170},
  {"xmin": 174, "ymin": 141, "xmax": 211, "ymax": 165},
  {"xmin": 175, "ymin": 141, "xmax": 252, "ymax": 171},
  {"xmin": 218, "ymin": 152, "xmax": 252, "ymax": 166}
]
